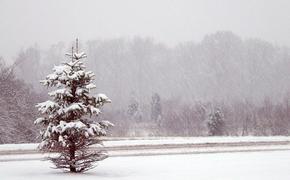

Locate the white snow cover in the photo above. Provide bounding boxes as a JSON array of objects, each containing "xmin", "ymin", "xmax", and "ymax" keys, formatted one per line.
[
  {"xmin": 63, "ymin": 103, "xmax": 83, "ymax": 113},
  {"xmin": 36, "ymin": 100, "xmax": 58, "ymax": 114},
  {"xmin": 1, "ymin": 136, "xmax": 290, "ymax": 152},
  {"xmin": 34, "ymin": 117, "xmax": 45, "ymax": 124},
  {"xmin": 48, "ymin": 89, "xmax": 72, "ymax": 97},
  {"xmin": 104, "ymin": 136, "xmax": 290, "ymax": 146},
  {"xmin": 96, "ymin": 93, "xmax": 112, "ymax": 104},
  {"xmin": 53, "ymin": 65, "xmax": 70, "ymax": 75},
  {"xmin": 85, "ymin": 83, "xmax": 96, "ymax": 90},
  {"xmin": 0, "ymin": 151, "xmax": 290, "ymax": 180},
  {"xmin": 99, "ymin": 120, "xmax": 114, "ymax": 127},
  {"xmin": 87, "ymin": 105, "xmax": 100, "ymax": 114},
  {"xmin": 57, "ymin": 121, "xmax": 86, "ymax": 133}
]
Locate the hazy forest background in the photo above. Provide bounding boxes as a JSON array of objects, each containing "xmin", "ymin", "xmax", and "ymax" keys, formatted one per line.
[{"xmin": 1, "ymin": 31, "xmax": 290, "ymax": 143}]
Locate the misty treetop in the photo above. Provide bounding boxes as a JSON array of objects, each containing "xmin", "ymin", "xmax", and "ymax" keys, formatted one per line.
[{"xmin": 15, "ymin": 32, "xmax": 290, "ymax": 106}]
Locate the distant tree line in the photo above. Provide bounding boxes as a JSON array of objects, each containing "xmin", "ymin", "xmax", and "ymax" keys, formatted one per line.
[
  {"xmin": 0, "ymin": 57, "xmax": 41, "ymax": 143},
  {"xmin": 0, "ymin": 31, "xmax": 290, "ymax": 143},
  {"xmin": 105, "ymin": 93, "xmax": 290, "ymax": 137}
]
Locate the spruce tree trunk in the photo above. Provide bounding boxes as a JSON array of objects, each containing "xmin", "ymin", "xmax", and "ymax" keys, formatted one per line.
[{"xmin": 69, "ymin": 143, "xmax": 76, "ymax": 172}]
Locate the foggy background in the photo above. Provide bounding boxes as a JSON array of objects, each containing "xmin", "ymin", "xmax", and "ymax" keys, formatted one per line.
[
  {"xmin": 1, "ymin": 0, "xmax": 290, "ymax": 61},
  {"xmin": 0, "ymin": 0, "xmax": 290, "ymax": 143}
]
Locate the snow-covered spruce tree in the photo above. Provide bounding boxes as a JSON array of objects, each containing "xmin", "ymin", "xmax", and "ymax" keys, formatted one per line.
[
  {"xmin": 35, "ymin": 39, "xmax": 113, "ymax": 172},
  {"xmin": 206, "ymin": 109, "xmax": 225, "ymax": 136}
]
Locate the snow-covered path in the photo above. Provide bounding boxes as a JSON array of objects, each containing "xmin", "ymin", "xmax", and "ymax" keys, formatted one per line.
[
  {"xmin": 1, "ymin": 136, "xmax": 290, "ymax": 161},
  {"xmin": 0, "ymin": 151, "xmax": 290, "ymax": 180}
]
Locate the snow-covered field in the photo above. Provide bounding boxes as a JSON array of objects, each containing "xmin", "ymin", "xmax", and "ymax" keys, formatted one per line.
[
  {"xmin": 1, "ymin": 136, "xmax": 290, "ymax": 151},
  {"xmin": 0, "ymin": 151, "xmax": 290, "ymax": 180},
  {"xmin": 103, "ymin": 136, "xmax": 290, "ymax": 146},
  {"xmin": 1, "ymin": 136, "xmax": 290, "ymax": 161}
]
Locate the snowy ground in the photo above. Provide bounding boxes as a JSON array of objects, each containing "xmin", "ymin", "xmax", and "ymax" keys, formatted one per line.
[
  {"xmin": 0, "ymin": 151, "xmax": 290, "ymax": 180},
  {"xmin": 103, "ymin": 136, "xmax": 290, "ymax": 145},
  {"xmin": 1, "ymin": 136, "xmax": 290, "ymax": 152},
  {"xmin": 1, "ymin": 136, "xmax": 290, "ymax": 161}
]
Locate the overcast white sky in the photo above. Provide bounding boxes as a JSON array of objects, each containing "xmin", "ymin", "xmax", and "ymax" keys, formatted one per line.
[{"xmin": 1, "ymin": 0, "xmax": 290, "ymax": 61}]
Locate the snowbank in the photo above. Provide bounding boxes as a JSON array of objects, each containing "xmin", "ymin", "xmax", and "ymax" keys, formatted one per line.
[
  {"xmin": 0, "ymin": 136, "xmax": 290, "ymax": 152},
  {"xmin": 1, "ymin": 136, "xmax": 290, "ymax": 151},
  {"xmin": 0, "ymin": 151, "xmax": 290, "ymax": 180}
]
